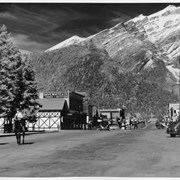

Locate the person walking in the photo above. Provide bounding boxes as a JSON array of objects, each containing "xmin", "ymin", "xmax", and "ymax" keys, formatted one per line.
[{"xmin": 134, "ymin": 117, "xmax": 138, "ymax": 129}]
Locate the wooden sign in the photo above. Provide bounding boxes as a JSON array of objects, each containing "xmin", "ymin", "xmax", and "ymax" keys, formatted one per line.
[{"xmin": 43, "ymin": 92, "xmax": 68, "ymax": 98}]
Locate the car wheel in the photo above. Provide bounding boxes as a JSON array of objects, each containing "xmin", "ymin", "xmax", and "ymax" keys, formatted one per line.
[{"xmin": 170, "ymin": 134, "xmax": 176, "ymax": 137}]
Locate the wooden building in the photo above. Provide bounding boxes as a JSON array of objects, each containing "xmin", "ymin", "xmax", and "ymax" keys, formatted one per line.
[
  {"xmin": 27, "ymin": 91, "xmax": 87, "ymax": 131},
  {"xmin": 27, "ymin": 98, "xmax": 69, "ymax": 131},
  {"xmin": 99, "ymin": 108, "xmax": 121, "ymax": 119},
  {"xmin": 169, "ymin": 102, "xmax": 180, "ymax": 118}
]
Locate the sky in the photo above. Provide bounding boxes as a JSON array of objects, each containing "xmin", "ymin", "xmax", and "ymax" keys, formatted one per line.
[{"xmin": 0, "ymin": 2, "xmax": 179, "ymax": 52}]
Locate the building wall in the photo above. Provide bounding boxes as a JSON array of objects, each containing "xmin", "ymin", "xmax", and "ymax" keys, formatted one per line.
[
  {"xmin": 83, "ymin": 104, "xmax": 93, "ymax": 117},
  {"xmin": 27, "ymin": 111, "xmax": 61, "ymax": 131},
  {"xmin": 100, "ymin": 109, "xmax": 121, "ymax": 119},
  {"xmin": 0, "ymin": 118, "xmax": 4, "ymax": 132},
  {"xmin": 101, "ymin": 112, "xmax": 111, "ymax": 119},
  {"xmin": 169, "ymin": 103, "xmax": 180, "ymax": 118},
  {"xmin": 69, "ymin": 92, "xmax": 84, "ymax": 112}
]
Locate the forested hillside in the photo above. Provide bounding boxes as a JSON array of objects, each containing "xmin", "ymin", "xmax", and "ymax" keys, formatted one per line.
[{"xmin": 30, "ymin": 44, "xmax": 178, "ymax": 116}]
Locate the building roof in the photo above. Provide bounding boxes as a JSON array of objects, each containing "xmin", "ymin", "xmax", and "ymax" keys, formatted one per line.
[
  {"xmin": 38, "ymin": 98, "xmax": 68, "ymax": 111},
  {"xmin": 71, "ymin": 91, "xmax": 85, "ymax": 97}
]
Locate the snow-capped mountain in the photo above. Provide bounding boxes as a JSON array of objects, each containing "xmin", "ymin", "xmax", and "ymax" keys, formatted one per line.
[
  {"xmin": 47, "ymin": 5, "xmax": 180, "ymax": 57},
  {"xmin": 46, "ymin": 5, "xmax": 179, "ymax": 85},
  {"xmin": 45, "ymin": 35, "xmax": 86, "ymax": 52}
]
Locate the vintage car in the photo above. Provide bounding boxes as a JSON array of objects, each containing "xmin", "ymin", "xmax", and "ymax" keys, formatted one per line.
[
  {"xmin": 155, "ymin": 116, "xmax": 165, "ymax": 129},
  {"xmin": 109, "ymin": 123, "xmax": 120, "ymax": 130},
  {"xmin": 167, "ymin": 116, "xmax": 180, "ymax": 137},
  {"xmin": 155, "ymin": 120, "xmax": 164, "ymax": 129},
  {"xmin": 99, "ymin": 121, "xmax": 110, "ymax": 131}
]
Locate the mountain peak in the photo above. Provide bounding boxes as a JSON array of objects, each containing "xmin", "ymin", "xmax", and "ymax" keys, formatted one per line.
[{"xmin": 45, "ymin": 35, "xmax": 85, "ymax": 52}]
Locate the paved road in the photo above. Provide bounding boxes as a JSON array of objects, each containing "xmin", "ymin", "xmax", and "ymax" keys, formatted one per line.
[{"xmin": 0, "ymin": 119, "xmax": 180, "ymax": 177}]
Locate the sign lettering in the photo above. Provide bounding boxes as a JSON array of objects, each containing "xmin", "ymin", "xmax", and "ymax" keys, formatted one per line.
[{"xmin": 43, "ymin": 92, "xmax": 68, "ymax": 98}]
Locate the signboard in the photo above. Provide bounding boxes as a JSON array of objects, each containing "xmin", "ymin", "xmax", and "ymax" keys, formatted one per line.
[{"xmin": 43, "ymin": 92, "xmax": 68, "ymax": 98}]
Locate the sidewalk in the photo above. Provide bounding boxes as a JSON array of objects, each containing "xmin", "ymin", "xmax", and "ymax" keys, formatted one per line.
[{"xmin": 0, "ymin": 130, "xmax": 59, "ymax": 137}]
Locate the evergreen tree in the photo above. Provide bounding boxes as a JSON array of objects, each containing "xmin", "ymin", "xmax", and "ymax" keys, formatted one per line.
[
  {"xmin": 0, "ymin": 24, "xmax": 21, "ymax": 121},
  {"xmin": 14, "ymin": 56, "xmax": 39, "ymax": 122},
  {"xmin": 0, "ymin": 25, "xmax": 39, "ymax": 126}
]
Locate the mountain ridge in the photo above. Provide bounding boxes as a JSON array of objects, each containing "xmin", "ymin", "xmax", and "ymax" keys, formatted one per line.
[
  {"xmin": 31, "ymin": 5, "xmax": 180, "ymax": 115},
  {"xmin": 45, "ymin": 5, "xmax": 180, "ymax": 87}
]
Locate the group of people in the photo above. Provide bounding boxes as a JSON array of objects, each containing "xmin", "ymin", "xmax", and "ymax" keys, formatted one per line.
[
  {"xmin": 129, "ymin": 117, "xmax": 139, "ymax": 129},
  {"xmin": 117, "ymin": 116, "xmax": 140, "ymax": 130}
]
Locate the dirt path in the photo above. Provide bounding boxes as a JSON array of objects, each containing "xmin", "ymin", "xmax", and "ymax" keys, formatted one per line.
[{"xmin": 0, "ymin": 122, "xmax": 180, "ymax": 177}]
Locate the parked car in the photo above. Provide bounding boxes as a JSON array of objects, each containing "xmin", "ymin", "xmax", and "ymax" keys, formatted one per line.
[
  {"xmin": 99, "ymin": 121, "xmax": 110, "ymax": 131},
  {"xmin": 155, "ymin": 116, "xmax": 166, "ymax": 129},
  {"xmin": 138, "ymin": 119, "xmax": 146, "ymax": 128},
  {"xmin": 109, "ymin": 123, "xmax": 119, "ymax": 130},
  {"xmin": 99, "ymin": 124, "xmax": 110, "ymax": 131},
  {"xmin": 155, "ymin": 120, "xmax": 164, "ymax": 129},
  {"xmin": 167, "ymin": 116, "xmax": 180, "ymax": 137}
]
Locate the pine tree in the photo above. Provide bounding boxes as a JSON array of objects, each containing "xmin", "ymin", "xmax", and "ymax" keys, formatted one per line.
[
  {"xmin": 0, "ymin": 24, "xmax": 21, "ymax": 121},
  {"xmin": 14, "ymin": 56, "xmax": 40, "ymax": 122},
  {"xmin": 0, "ymin": 25, "xmax": 39, "ymax": 128}
]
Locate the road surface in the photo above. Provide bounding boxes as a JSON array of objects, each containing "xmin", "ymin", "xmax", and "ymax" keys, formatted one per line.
[{"xmin": 0, "ymin": 119, "xmax": 180, "ymax": 177}]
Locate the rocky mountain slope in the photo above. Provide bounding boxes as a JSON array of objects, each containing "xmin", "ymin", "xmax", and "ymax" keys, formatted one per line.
[
  {"xmin": 31, "ymin": 5, "xmax": 180, "ymax": 115},
  {"xmin": 46, "ymin": 5, "xmax": 179, "ymax": 83}
]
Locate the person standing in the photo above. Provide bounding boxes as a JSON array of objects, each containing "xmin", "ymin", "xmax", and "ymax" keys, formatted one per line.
[
  {"xmin": 120, "ymin": 105, "xmax": 126, "ymax": 129},
  {"xmin": 134, "ymin": 117, "xmax": 138, "ymax": 129},
  {"xmin": 13, "ymin": 109, "xmax": 23, "ymax": 144},
  {"xmin": 13, "ymin": 109, "xmax": 23, "ymax": 123},
  {"xmin": 129, "ymin": 117, "xmax": 133, "ymax": 130},
  {"xmin": 120, "ymin": 106, "xmax": 125, "ymax": 119}
]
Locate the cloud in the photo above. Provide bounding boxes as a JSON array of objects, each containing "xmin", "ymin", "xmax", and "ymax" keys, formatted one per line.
[
  {"xmin": 10, "ymin": 33, "xmax": 49, "ymax": 51},
  {"xmin": 2, "ymin": 3, "xmax": 166, "ymax": 52},
  {"xmin": 2, "ymin": 4, "xmax": 110, "ymax": 51},
  {"xmin": 1, "ymin": 4, "xmax": 97, "ymax": 44},
  {"xmin": 105, "ymin": 10, "xmax": 136, "ymax": 26},
  {"xmin": 7, "ymin": 5, "xmax": 59, "ymax": 34},
  {"xmin": 0, "ymin": 12, "xmax": 17, "ymax": 20}
]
